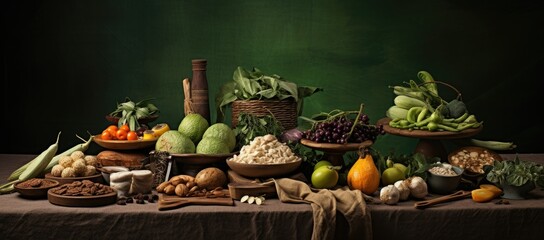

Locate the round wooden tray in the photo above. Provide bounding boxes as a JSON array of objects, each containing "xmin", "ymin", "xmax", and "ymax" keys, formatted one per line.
[
  {"xmin": 45, "ymin": 173, "xmax": 104, "ymax": 185},
  {"xmin": 299, "ymin": 139, "xmax": 365, "ymax": 153},
  {"xmin": 377, "ymin": 118, "xmax": 482, "ymax": 140},
  {"xmin": 48, "ymin": 189, "xmax": 117, "ymax": 207},
  {"xmin": 93, "ymin": 135, "xmax": 157, "ymax": 150}
]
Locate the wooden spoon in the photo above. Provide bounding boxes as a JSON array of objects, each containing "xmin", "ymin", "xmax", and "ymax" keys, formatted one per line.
[{"xmin": 414, "ymin": 190, "xmax": 472, "ymax": 209}]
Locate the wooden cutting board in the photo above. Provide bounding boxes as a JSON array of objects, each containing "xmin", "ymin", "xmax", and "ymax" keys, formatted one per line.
[{"xmin": 158, "ymin": 191, "xmax": 234, "ymax": 211}]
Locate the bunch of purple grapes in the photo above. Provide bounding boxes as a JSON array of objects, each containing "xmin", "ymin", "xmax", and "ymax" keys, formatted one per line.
[{"xmin": 302, "ymin": 114, "xmax": 385, "ymax": 144}]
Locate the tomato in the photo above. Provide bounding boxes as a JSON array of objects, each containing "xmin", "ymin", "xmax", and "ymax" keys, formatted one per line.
[
  {"xmin": 127, "ymin": 131, "xmax": 138, "ymax": 141},
  {"xmin": 106, "ymin": 125, "xmax": 118, "ymax": 138},
  {"xmin": 116, "ymin": 129, "xmax": 128, "ymax": 140},
  {"xmin": 101, "ymin": 130, "xmax": 113, "ymax": 140},
  {"xmin": 120, "ymin": 124, "xmax": 130, "ymax": 132}
]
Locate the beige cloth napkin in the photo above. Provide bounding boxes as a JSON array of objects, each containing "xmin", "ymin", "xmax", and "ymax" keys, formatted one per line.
[{"xmin": 273, "ymin": 178, "xmax": 372, "ymax": 240}]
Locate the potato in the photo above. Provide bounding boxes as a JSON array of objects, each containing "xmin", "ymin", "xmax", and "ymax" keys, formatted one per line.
[{"xmin": 195, "ymin": 167, "xmax": 227, "ymax": 190}]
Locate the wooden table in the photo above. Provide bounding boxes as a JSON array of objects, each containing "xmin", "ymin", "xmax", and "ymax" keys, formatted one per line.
[{"xmin": 1, "ymin": 154, "xmax": 543, "ymax": 240}]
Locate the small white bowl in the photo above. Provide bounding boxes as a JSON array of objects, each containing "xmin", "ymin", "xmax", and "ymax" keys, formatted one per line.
[{"xmin": 98, "ymin": 166, "xmax": 129, "ymax": 184}]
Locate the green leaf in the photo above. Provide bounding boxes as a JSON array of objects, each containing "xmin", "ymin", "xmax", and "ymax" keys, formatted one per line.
[
  {"xmin": 233, "ymin": 67, "xmax": 256, "ymax": 96},
  {"xmin": 278, "ymin": 81, "xmax": 298, "ymax": 101},
  {"xmin": 257, "ymin": 89, "xmax": 277, "ymax": 99}
]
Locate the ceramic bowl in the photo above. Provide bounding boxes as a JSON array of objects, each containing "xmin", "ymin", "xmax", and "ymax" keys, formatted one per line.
[
  {"xmin": 427, "ymin": 163, "xmax": 464, "ymax": 195},
  {"xmin": 226, "ymin": 159, "xmax": 302, "ymax": 178},
  {"xmin": 97, "ymin": 166, "xmax": 130, "ymax": 184},
  {"xmin": 14, "ymin": 179, "xmax": 60, "ymax": 199}
]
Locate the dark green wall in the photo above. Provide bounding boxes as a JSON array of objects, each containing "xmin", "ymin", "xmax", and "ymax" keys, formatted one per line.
[{"xmin": 2, "ymin": 0, "xmax": 543, "ymax": 155}]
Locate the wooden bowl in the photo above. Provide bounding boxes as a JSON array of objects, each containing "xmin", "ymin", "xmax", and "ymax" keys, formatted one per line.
[
  {"xmin": 105, "ymin": 114, "xmax": 159, "ymax": 124},
  {"xmin": 226, "ymin": 159, "xmax": 302, "ymax": 178},
  {"xmin": 48, "ymin": 188, "xmax": 118, "ymax": 207},
  {"xmin": 93, "ymin": 134, "xmax": 157, "ymax": 150},
  {"xmin": 448, "ymin": 146, "xmax": 502, "ymax": 176},
  {"xmin": 45, "ymin": 173, "xmax": 105, "ymax": 185},
  {"xmin": 14, "ymin": 179, "xmax": 60, "ymax": 199}
]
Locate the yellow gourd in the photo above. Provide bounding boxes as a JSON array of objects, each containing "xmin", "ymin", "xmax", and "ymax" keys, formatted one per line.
[{"xmin": 347, "ymin": 150, "xmax": 380, "ymax": 195}]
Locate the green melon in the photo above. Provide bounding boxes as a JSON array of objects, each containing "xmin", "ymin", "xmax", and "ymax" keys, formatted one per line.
[
  {"xmin": 202, "ymin": 123, "xmax": 236, "ymax": 152},
  {"xmin": 155, "ymin": 130, "xmax": 195, "ymax": 154},
  {"xmin": 178, "ymin": 113, "xmax": 209, "ymax": 144}
]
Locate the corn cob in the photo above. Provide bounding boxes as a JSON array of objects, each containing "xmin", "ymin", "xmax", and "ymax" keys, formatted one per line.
[{"xmin": 0, "ymin": 132, "xmax": 61, "ymax": 194}]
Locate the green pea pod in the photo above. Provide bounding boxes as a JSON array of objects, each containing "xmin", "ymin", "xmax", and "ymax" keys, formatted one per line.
[
  {"xmin": 417, "ymin": 70, "xmax": 438, "ymax": 96},
  {"xmin": 415, "ymin": 116, "xmax": 433, "ymax": 127},
  {"xmin": 440, "ymin": 120, "xmax": 459, "ymax": 128},
  {"xmin": 453, "ymin": 112, "xmax": 469, "ymax": 123}
]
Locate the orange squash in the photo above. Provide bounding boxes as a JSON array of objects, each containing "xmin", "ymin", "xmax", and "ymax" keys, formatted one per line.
[
  {"xmin": 479, "ymin": 184, "xmax": 503, "ymax": 198},
  {"xmin": 347, "ymin": 151, "xmax": 380, "ymax": 195},
  {"xmin": 471, "ymin": 189, "xmax": 496, "ymax": 203}
]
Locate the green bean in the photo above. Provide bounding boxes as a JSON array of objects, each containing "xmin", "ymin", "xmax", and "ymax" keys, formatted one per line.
[{"xmin": 437, "ymin": 123, "xmax": 459, "ymax": 132}]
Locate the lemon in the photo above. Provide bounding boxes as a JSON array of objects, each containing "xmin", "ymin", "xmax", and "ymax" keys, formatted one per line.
[
  {"xmin": 202, "ymin": 123, "xmax": 236, "ymax": 152},
  {"xmin": 178, "ymin": 113, "xmax": 209, "ymax": 144},
  {"xmin": 196, "ymin": 137, "xmax": 230, "ymax": 154}
]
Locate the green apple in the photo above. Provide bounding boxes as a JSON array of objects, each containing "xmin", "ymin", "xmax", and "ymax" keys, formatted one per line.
[
  {"xmin": 393, "ymin": 163, "xmax": 408, "ymax": 175},
  {"xmin": 313, "ymin": 160, "xmax": 333, "ymax": 171},
  {"xmin": 311, "ymin": 165, "xmax": 339, "ymax": 189},
  {"xmin": 381, "ymin": 167, "xmax": 405, "ymax": 186}
]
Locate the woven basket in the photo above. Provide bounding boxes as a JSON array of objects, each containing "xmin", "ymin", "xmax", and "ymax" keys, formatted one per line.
[{"xmin": 231, "ymin": 100, "xmax": 298, "ymax": 130}]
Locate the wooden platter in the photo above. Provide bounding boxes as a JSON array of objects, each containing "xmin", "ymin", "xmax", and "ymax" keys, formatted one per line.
[
  {"xmin": 377, "ymin": 117, "xmax": 482, "ymax": 140},
  {"xmin": 158, "ymin": 191, "xmax": 234, "ymax": 211},
  {"xmin": 47, "ymin": 189, "xmax": 118, "ymax": 207},
  {"xmin": 93, "ymin": 134, "xmax": 157, "ymax": 150},
  {"xmin": 45, "ymin": 173, "xmax": 104, "ymax": 185}
]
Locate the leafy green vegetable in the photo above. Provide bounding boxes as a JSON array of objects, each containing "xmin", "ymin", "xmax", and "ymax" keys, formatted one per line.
[
  {"xmin": 234, "ymin": 112, "xmax": 284, "ymax": 147},
  {"xmin": 485, "ymin": 155, "xmax": 544, "ymax": 187},
  {"xmin": 108, "ymin": 97, "xmax": 159, "ymax": 131},
  {"xmin": 216, "ymin": 66, "xmax": 323, "ymax": 120}
]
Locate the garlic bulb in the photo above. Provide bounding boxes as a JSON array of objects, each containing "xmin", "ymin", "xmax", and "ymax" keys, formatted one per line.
[
  {"xmin": 407, "ymin": 176, "xmax": 428, "ymax": 199},
  {"xmin": 394, "ymin": 180, "xmax": 410, "ymax": 201},
  {"xmin": 380, "ymin": 185, "xmax": 400, "ymax": 205}
]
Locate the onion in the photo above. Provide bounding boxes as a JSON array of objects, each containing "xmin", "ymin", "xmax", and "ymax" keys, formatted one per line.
[{"xmin": 280, "ymin": 128, "xmax": 303, "ymax": 143}]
